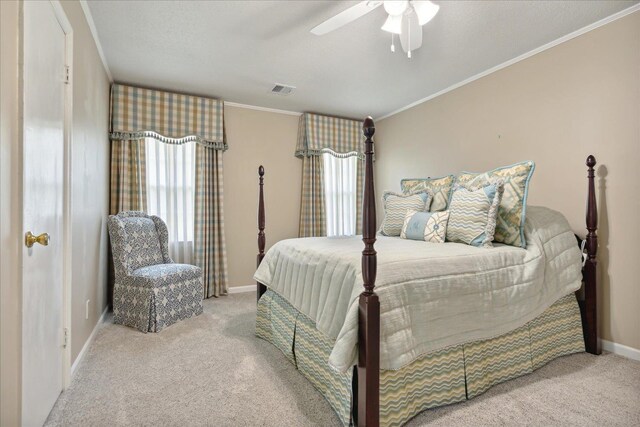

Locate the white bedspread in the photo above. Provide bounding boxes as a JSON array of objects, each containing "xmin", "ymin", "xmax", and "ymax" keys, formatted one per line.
[{"xmin": 254, "ymin": 206, "xmax": 582, "ymax": 372}]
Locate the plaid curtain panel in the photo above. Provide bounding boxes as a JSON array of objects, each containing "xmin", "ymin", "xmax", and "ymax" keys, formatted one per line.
[
  {"xmin": 299, "ymin": 155, "xmax": 326, "ymax": 237},
  {"xmin": 109, "ymin": 139, "xmax": 147, "ymax": 214},
  {"xmin": 195, "ymin": 145, "xmax": 229, "ymax": 298},
  {"xmin": 108, "ymin": 139, "xmax": 147, "ymax": 307},
  {"xmin": 296, "ymin": 113, "xmax": 367, "ymax": 237}
]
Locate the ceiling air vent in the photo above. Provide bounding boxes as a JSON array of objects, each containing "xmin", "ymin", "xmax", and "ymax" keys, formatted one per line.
[{"xmin": 270, "ymin": 83, "xmax": 295, "ymax": 96}]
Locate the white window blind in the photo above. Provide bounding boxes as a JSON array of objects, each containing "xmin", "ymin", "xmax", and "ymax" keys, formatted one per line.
[
  {"xmin": 322, "ymin": 150, "xmax": 357, "ymax": 237},
  {"xmin": 145, "ymin": 138, "xmax": 196, "ymax": 264}
]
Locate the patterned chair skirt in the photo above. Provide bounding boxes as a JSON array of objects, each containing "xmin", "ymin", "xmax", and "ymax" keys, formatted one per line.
[
  {"xmin": 113, "ymin": 264, "xmax": 204, "ymax": 333},
  {"xmin": 256, "ymin": 290, "xmax": 585, "ymax": 427}
]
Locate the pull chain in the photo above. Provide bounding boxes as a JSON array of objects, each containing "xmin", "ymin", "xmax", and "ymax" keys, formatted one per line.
[{"xmin": 407, "ymin": 15, "xmax": 412, "ymax": 58}]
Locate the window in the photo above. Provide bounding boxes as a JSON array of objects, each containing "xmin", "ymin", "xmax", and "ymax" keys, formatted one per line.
[
  {"xmin": 322, "ymin": 150, "xmax": 357, "ymax": 237},
  {"xmin": 145, "ymin": 138, "xmax": 195, "ymax": 264}
]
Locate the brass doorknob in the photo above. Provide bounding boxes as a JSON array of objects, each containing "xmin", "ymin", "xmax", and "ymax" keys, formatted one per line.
[{"xmin": 25, "ymin": 231, "xmax": 49, "ymax": 248}]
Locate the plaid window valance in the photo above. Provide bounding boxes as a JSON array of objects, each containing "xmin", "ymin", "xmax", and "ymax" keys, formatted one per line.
[
  {"xmin": 295, "ymin": 113, "xmax": 364, "ymax": 159},
  {"xmin": 110, "ymin": 84, "xmax": 227, "ymax": 151}
]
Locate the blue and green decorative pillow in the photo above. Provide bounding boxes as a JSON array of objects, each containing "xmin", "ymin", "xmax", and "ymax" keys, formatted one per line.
[
  {"xmin": 400, "ymin": 210, "xmax": 450, "ymax": 243},
  {"xmin": 380, "ymin": 191, "xmax": 432, "ymax": 236},
  {"xmin": 455, "ymin": 161, "xmax": 534, "ymax": 248},
  {"xmin": 446, "ymin": 180, "xmax": 504, "ymax": 247},
  {"xmin": 401, "ymin": 175, "xmax": 455, "ymax": 212}
]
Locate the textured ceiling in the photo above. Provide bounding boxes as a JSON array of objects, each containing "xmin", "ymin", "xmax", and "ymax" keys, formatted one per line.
[{"xmin": 87, "ymin": 1, "xmax": 637, "ymax": 119}]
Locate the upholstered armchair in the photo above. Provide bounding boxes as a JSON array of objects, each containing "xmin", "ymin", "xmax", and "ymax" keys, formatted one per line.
[{"xmin": 107, "ymin": 211, "xmax": 203, "ymax": 332}]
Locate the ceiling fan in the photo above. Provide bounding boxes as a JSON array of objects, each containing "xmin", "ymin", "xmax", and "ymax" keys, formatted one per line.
[{"xmin": 311, "ymin": 1, "xmax": 440, "ymax": 58}]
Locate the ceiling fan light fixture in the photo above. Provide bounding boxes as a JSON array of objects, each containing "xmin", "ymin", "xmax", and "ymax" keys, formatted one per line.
[
  {"xmin": 308, "ymin": 0, "xmax": 439, "ymax": 59},
  {"xmin": 383, "ymin": 0, "xmax": 408, "ymax": 16},
  {"xmin": 381, "ymin": 14, "xmax": 402, "ymax": 34},
  {"xmin": 411, "ymin": 0, "xmax": 439, "ymax": 26}
]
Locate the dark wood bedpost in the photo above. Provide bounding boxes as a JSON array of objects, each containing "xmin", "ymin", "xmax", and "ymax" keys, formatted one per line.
[
  {"xmin": 582, "ymin": 155, "xmax": 601, "ymax": 354},
  {"xmin": 257, "ymin": 165, "xmax": 267, "ymax": 301},
  {"xmin": 357, "ymin": 117, "xmax": 380, "ymax": 427}
]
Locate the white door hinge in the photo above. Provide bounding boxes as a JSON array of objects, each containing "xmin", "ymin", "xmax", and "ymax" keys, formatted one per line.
[
  {"xmin": 64, "ymin": 65, "xmax": 70, "ymax": 84},
  {"xmin": 63, "ymin": 328, "xmax": 68, "ymax": 348}
]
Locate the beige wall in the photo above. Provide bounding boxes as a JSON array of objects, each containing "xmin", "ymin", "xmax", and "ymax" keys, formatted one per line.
[
  {"xmin": 376, "ymin": 12, "xmax": 640, "ymax": 350},
  {"xmin": 224, "ymin": 106, "xmax": 301, "ymax": 287},
  {"xmin": 0, "ymin": 1, "xmax": 110, "ymax": 424},
  {"xmin": 60, "ymin": 0, "xmax": 111, "ymax": 364},
  {"xmin": 1, "ymin": 1, "xmax": 22, "ymax": 424}
]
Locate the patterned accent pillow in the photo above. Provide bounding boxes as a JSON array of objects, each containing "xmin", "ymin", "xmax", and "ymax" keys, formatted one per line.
[
  {"xmin": 401, "ymin": 175, "xmax": 455, "ymax": 212},
  {"xmin": 447, "ymin": 180, "xmax": 504, "ymax": 247},
  {"xmin": 380, "ymin": 191, "xmax": 432, "ymax": 236},
  {"xmin": 455, "ymin": 161, "xmax": 535, "ymax": 248},
  {"xmin": 400, "ymin": 210, "xmax": 450, "ymax": 243}
]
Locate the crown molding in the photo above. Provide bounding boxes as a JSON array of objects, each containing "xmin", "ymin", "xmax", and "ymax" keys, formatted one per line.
[
  {"xmin": 224, "ymin": 101, "xmax": 302, "ymax": 116},
  {"xmin": 376, "ymin": 4, "xmax": 640, "ymax": 121},
  {"xmin": 78, "ymin": 0, "xmax": 113, "ymax": 82}
]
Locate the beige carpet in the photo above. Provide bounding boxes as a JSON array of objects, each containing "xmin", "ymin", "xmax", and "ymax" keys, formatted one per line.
[{"xmin": 46, "ymin": 292, "xmax": 640, "ymax": 426}]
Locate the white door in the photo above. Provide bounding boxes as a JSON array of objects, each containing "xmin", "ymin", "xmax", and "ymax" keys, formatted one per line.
[{"xmin": 22, "ymin": 1, "xmax": 67, "ymax": 426}]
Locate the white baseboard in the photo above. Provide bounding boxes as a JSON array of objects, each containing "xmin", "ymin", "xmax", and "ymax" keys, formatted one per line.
[
  {"xmin": 228, "ymin": 285, "xmax": 255, "ymax": 294},
  {"xmin": 601, "ymin": 339, "xmax": 640, "ymax": 362},
  {"xmin": 71, "ymin": 306, "xmax": 109, "ymax": 377}
]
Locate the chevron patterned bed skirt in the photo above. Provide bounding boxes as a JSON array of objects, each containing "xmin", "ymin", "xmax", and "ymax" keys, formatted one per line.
[{"xmin": 256, "ymin": 290, "xmax": 584, "ymax": 427}]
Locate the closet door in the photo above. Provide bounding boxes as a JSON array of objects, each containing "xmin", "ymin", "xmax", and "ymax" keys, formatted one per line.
[{"xmin": 22, "ymin": 1, "xmax": 67, "ymax": 425}]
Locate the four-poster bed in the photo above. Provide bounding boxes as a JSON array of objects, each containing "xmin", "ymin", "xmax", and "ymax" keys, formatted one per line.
[{"xmin": 255, "ymin": 117, "xmax": 600, "ymax": 427}]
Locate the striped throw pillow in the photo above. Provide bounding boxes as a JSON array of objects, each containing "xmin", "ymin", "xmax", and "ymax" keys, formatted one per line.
[
  {"xmin": 446, "ymin": 181, "xmax": 504, "ymax": 247},
  {"xmin": 380, "ymin": 191, "xmax": 432, "ymax": 236}
]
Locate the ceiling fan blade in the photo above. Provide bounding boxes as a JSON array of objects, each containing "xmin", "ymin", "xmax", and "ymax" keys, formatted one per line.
[
  {"xmin": 311, "ymin": 1, "xmax": 383, "ymax": 36},
  {"xmin": 399, "ymin": 11, "xmax": 422, "ymax": 53},
  {"xmin": 411, "ymin": 0, "xmax": 439, "ymax": 26}
]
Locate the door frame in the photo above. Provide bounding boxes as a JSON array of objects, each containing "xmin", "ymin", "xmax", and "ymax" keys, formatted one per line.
[
  {"xmin": 50, "ymin": 0, "xmax": 74, "ymax": 390},
  {"xmin": 19, "ymin": 0, "xmax": 74, "ymax": 396}
]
